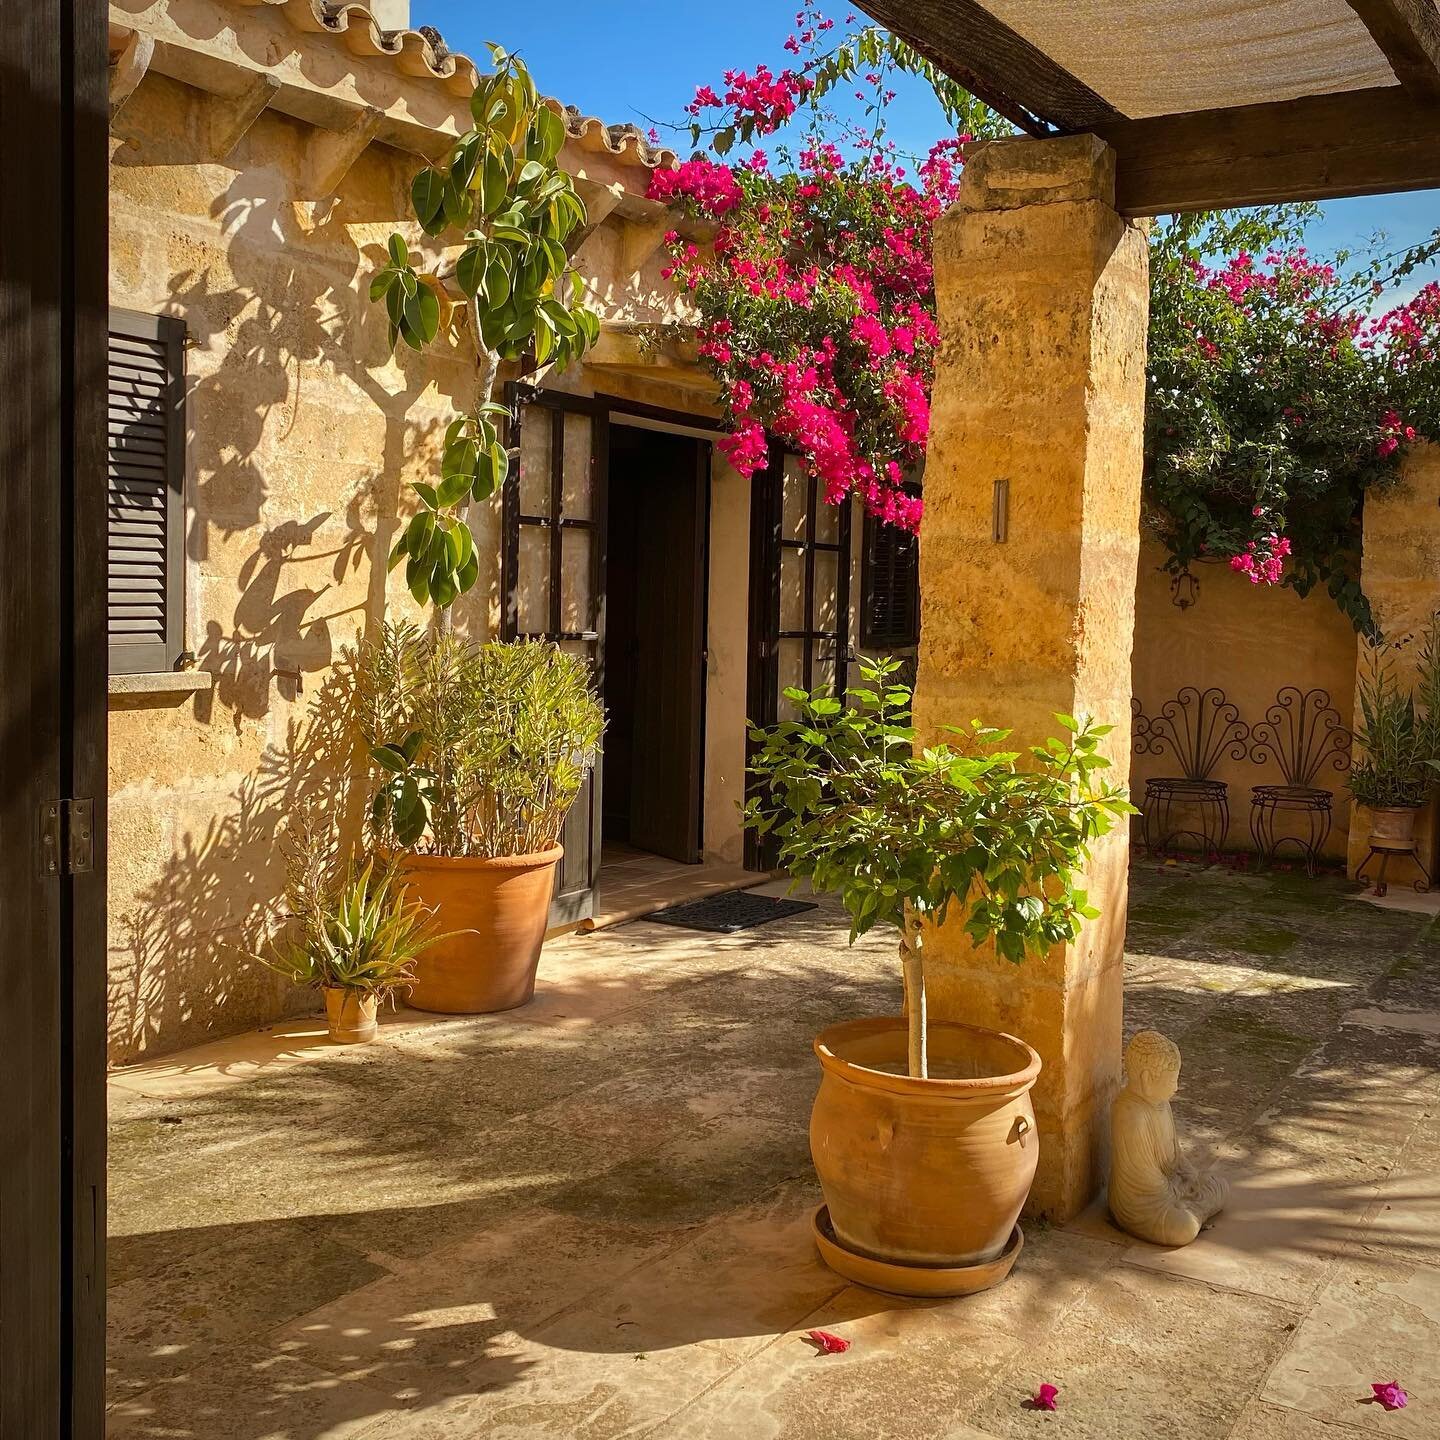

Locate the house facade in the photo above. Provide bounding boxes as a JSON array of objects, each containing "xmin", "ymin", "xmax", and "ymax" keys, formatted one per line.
[{"xmin": 105, "ymin": 0, "xmax": 916, "ymax": 1062}]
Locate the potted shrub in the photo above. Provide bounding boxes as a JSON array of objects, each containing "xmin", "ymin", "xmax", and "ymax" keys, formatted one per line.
[
  {"xmin": 352, "ymin": 623, "xmax": 604, "ymax": 1014},
  {"xmin": 744, "ymin": 658, "xmax": 1131, "ymax": 1296},
  {"xmin": 1350, "ymin": 622, "xmax": 1440, "ymax": 855},
  {"xmin": 264, "ymin": 805, "xmax": 440, "ymax": 1044}
]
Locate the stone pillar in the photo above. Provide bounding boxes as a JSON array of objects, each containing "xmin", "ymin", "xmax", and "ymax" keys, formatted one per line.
[
  {"xmin": 1349, "ymin": 442, "xmax": 1440, "ymax": 886},
  {"xmin": 913, "ymin": 135, "xmax": 1149, "ymax": 1222}
]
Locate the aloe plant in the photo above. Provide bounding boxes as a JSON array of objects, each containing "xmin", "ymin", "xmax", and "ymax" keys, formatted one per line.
[
  {"xmin": 1351, "ymin": 617, "xmax": 1440, "ymax": 809},
  {"xmin": 264, "ymin": 803, "xmax": 439, "ymax": 998}
]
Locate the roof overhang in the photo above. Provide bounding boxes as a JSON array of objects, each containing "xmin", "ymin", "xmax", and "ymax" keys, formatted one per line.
[{"xmin": 861, "ymin": 0, "xmax": 1440, "ymax": 213}]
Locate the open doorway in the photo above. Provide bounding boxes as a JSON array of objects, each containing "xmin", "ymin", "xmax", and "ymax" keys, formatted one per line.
[{"xmin": 603, "ymin": 423, "xmax": 709, "ymax": 865}]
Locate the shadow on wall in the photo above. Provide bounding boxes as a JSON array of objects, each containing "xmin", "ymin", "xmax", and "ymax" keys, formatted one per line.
[{"xmin": 106, "ymin": 110, "xmax": 499, "ymax": 1062}]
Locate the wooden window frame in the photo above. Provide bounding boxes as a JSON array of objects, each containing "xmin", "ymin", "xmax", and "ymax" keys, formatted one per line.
[
  {"xmin": 107, "ymin": 309, "xmax": 186, "ymax": 675},
  {"xmin": 859, "ymin": 489, "xmax": 920, "ymax": 651}
]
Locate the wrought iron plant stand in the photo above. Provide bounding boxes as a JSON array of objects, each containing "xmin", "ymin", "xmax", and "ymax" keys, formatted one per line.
[
  {"xmin": 1134, "ymin": 688, "xmax": 1250, "ymax": 857},
  {"xmin": 1246, "ymin": 687, "xmax": 1351, "ymax": 877}
]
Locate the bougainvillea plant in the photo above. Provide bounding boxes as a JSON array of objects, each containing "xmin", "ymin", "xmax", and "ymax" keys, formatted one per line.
[
  {"xmin": 649, "ymin": 8, "xmax": 1007, "ymax": 531},
  {"xmin": 1147, "ymin": 208, "xmax": 1440, "ymax": 632},
  {"xmin": 375, "ymin": 46, "xmax": 599, "ymax": 610},
  {"xmin": 651, "ymin": 10, "xmax": 1440, "ymax": 624}
]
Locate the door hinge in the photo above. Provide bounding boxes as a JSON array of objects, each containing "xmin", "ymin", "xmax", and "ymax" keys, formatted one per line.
[{"xmin": 39, "ymin": 798, "xmax": 95, "ymax": 878}]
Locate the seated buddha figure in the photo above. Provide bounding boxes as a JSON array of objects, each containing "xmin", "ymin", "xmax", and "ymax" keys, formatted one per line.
[{"xmin": 1109, "ymin": 1029, "xmax": 1228, "ymax": 1247}]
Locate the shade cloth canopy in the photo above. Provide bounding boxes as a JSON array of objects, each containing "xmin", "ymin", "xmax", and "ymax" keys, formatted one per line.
[{"xmin": 860, "ymin": 0, "xmax": 1440, "ymax": 212}]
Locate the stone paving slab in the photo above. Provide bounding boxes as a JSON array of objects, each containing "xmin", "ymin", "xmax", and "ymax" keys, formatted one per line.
[{"xmin": 105, "ymin": 866, "xmax": 1440, "ymax": 1439}]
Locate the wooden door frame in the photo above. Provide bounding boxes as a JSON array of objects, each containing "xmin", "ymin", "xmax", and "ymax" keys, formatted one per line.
[
  {"xmin": 744, "ymin": 443, "xmax": 852, "ymax": 871},
  {"xmin": 0, "ymin": 0, "xmax": 110, "ymax": 1434},
  {"xmin": 605, "ymin": 417, "xmax": 712, "ymax": 864}
]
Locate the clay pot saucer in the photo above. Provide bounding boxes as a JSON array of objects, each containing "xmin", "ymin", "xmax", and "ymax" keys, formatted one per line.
[{"xmin": 811, "ymin": 1205, "xmax": 1024, "ymax": 1298}]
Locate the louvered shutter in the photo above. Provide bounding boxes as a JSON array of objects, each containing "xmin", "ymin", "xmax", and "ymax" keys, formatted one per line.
[
  {"xmin": 860, "ymin": 504, "xmax": 920, "ymax": 649},
  {"xmin": 107, "ymin": 310, "xmax": 185, "ymax": 674}
]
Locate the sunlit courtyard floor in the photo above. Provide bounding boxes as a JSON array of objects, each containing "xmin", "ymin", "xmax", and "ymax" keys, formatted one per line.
[{"xmin": 106, "ymin": 865, "xmax": 1440, "ymax": 1439}]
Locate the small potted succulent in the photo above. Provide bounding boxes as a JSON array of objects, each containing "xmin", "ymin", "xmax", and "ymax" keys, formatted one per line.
[
  {"xmin": 1350, "ymin": 620, "xmax": 1440, "ymax": 855},
  {"xmin": 745, "ymin": 657, "xmax": 1131, "ymax": 1297},
  {"xmin": 350, "ymin": 624, "xmax": 604, "ymax": 1014},
  {"xmin": 264, "ymin": 804, "xmax": 440, "ymax": 1044}
]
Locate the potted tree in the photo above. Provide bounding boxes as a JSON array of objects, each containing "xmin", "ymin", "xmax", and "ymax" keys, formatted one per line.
[
  {"xmin": 1350, "ymin": 621, "xmax": 1440, "ymax": 856},
  {"xmin": 264, "ymin": 804, "xmax": 441, "ymax": 1044},
  {"xmin": 351, "ymin": 623, "xmax": 604, "ymax": 1014},
  {"xmin": 745, "ymin": 658, "xmax": 1131, "ymax": 1296}
]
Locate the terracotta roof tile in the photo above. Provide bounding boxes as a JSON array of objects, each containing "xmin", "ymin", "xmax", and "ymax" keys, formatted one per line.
[{"xmin": 243, "ymin": 0, "xmax": 676, "ymax": 170}]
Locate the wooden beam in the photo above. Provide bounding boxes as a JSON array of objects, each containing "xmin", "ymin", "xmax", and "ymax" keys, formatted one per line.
[
  {"xmin": 853, "ymin": 0, "xmax": 1124, "ymax": 134},
  {"xmin": 1097, "ymin": 86, "xmax": 1440, "ymax": 215},
  {"xmin": 1345, "ymin": 0, "xmax": 1440, "ymax": 97}
]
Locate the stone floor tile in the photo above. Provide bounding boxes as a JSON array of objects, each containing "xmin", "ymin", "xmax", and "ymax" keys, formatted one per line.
[
  {"xmin": 650, "ymin": 1285, "xmax": 1027, "ymax": 1440},
  {"xmin": 1263, "ymin": 1262, "xmax": 1440, "ymax": 1433},
  {"xmin": 269, "ymin": 1208, "xmax": 685, "ymax": 1402},
  {"xmin": 1119, "ymin": 1165, "xmax": 1378, "ymax": 1307},
  {"xmin": 107, "ymin": 1346, "xmax": 412, "ymax": 1439},
  {"xmin": 959, "ymin": 1264, "xmax": 1302, "ymax": 1440},
  {"xmin": 1230, "ymin": 1400, "xmax": 1380, "ymax": 1437}
]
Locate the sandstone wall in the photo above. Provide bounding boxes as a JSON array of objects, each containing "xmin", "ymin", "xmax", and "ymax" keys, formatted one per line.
[{"xmin": 1131, "ymin": 537, "xmax": 1359, "ymax": 859}]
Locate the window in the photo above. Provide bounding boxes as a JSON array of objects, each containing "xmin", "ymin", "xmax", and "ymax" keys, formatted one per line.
[
  {"xmin": 859, "ymin": 501, "xmax": 920, "ymax": 650},
  {"xmin": 107, "ymin": 310, "xmax": 186, "ymax": 675}
]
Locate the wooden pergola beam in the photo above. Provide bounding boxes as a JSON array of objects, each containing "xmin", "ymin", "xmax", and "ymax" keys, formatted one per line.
[
  {"xmin": 1097, "ymin": 85, "xmax": 1440, "ymax": 215},
  {"xmin": 855, "ymin": 0, "xmax": 1124, "ymax": 134},
  {"xmin": 1345, "ymin": 0, "xmax": 1440, "ymax": 96}
]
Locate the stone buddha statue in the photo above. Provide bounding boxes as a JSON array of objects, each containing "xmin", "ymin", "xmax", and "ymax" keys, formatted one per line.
[{"xmin": 1109, "ymin": 1030, "xmax": 1228, "ymax": 1247}]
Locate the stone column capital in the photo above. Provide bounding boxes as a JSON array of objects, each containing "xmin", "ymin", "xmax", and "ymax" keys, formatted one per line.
[{"xmin": 958, "ymin": 133, "xmax": 1117, "ymax": 213}]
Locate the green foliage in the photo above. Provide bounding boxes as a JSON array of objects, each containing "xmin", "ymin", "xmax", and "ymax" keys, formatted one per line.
[
  {"xmin": 376, "ymin": 45, "xmax": 600, "ymax": 608},
  {"xmin": 743, "ymin": 657, "xmax": 1134, "ymax": 964},
  {"xmin": 1351, "ymin": 615, "xmax": 1440, "ymax": 808},
  {"xmin": 264, "ymin": 804, "xmax": 439, "ymax": 997},
  {"xmin": 350, "ymin": 623, "xmax": 604, "ymax": 858},
  {"xmin": 1145, "ymin": 207, "xmax": 1439, "ymax": 633}
]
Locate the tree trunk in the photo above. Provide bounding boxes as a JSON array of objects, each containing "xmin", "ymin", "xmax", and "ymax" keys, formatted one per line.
[{"xmin": 901, "ymin": 921, "xmax": 927, "ymax": 1080}]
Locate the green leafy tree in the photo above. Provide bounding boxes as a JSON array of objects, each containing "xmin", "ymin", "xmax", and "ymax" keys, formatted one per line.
[
  {"xmin": 373, "ymin": 46, "xmax": 600, "ymax": 611},
  {"xmin": 744, "ymin": 658, "xmax": 1133, "ymax": 1079}
]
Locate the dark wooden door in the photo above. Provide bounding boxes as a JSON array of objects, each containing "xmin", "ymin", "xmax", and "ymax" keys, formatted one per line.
[
  {"xmin": 626, "ymin": 433, "xmax": 708, "ymax": 863},
  {"xmin": 0, "ymin": 0, "xmax": 110, "ymax": 1433},
  {"xmin": 503, "ymin": 385, "xmax": 608, "ymax": 926},
  {"xmin": 745, "ymin": 445, "xmax": 852, "ymax": 869}
]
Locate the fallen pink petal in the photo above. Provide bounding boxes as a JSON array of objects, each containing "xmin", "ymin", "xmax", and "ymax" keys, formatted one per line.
[
  {"xmin": 807, "ymin": 1329, "xmax": 851, "ymax": 1354},
  {"xmin": 1032, "ymin": 1383, "xmax": 1059, "ymax": 1411},
  {"xmin": 1372, "ymin": 1381, "xmax": 1408, "ymax": 1411}
]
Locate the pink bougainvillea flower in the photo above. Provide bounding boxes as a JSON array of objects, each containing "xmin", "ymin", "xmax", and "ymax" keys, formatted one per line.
[
  {"xmin": 1372, "ymin": 1381, "xmax": 1408, "ymax": 1411},
  {"xmin": 806, "ymin": 1329, "xmax": 851, "ymax": 1354},
  {"xmin": 1031, "ymin": 1383, "xmax": 1059, "ymax": 1411}
]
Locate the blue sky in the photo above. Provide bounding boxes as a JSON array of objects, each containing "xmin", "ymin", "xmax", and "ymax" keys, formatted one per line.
[{"xmin": 412, "ymin": 0, "xmax": 1438, "ymax": 295}]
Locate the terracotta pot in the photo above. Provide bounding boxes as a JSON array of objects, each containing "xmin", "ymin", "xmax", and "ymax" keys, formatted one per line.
[
  {"xmin": 1368, "ymin": 804, "xmax": 1421, "ymax": 853},
  {"xmin": 324, "ymin": 987, "xmax": 378, "ymax": 1044},
  {"xmin": 810, "ymin": 1016, "xmax": 1041, "ymax": 1271},
  {"xmin": 400, "ymin": 847, "xmax": 562, "ymax": 1014}
]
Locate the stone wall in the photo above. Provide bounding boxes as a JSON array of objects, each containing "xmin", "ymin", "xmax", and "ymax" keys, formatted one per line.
[
  {"xmin": 1131, "ymin": 537, "xmax": 1359, "ymax": 859},
  {"xmin": 1347, "ymin": 442, "xmax": 1440, "ymax": 883},
  {"xmin": 105, "ymin": 69, "xmax": 692, "ymax": 1063}
]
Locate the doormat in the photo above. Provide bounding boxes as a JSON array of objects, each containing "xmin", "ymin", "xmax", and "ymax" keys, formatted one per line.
[{"xmin": 641, "ymin": 889, "xmax": 817, "ymax": 934}]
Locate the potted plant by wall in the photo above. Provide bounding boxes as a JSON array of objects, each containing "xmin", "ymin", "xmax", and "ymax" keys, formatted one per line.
[
  {"xmin": 1350, "ymin": 621, "xmax": 1440, "ymax": 856},
  {"xmin": 744, "ymin": 657, "xmax": 1131, "ymax": 1297},
  {"xmin": 264, "ymin": 804, "xmax": 440, "ymax": 1044},
  {"xmin": 352, "ymin": 623, "xmax": 604, "ymax": 1014}
]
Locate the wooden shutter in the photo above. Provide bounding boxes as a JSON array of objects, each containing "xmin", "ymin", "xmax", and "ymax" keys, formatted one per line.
[
  {"xmin": 860, "ymin": 503, "xmax": 919, "ymax": 650},
  {"xmin": 107, "ymin": 310, "xmax": 185, "ymax": 674}
]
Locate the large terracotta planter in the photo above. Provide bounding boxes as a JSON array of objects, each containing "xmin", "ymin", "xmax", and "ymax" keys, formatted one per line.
[
  {"xmin": 1367, "ymin": 804, "xmax": 1421, "ymax": 852},
  {"xmin": 324, "ymin": 987, "xmax": 378, "ymax": 1044},
  {"xmin": 810, "ymin": 1016, "xmax": 1041, "ymax": 1291},
  {"xmin": 401, "ymin": 847, "xmax": 561, "ymax": 1014}
]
